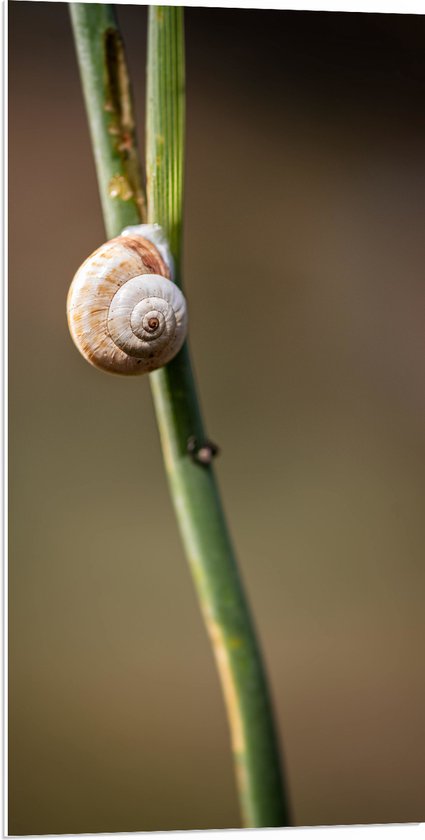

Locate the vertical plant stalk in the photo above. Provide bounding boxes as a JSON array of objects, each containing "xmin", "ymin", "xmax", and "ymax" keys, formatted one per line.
[
  {"xmin": 146, "ymin": 6, "xmax": 290, "ymax": 828},
  {"xmin": 70, "ymin": 3, "xmax": 146, "ymax": 238},
  {"xmin": 70, "ymin": 2, "xmax": 291, "ymax": 827}
]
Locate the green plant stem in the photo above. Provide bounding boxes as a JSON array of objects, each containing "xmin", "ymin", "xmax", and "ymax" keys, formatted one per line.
[
  {"xmin": 147, "ymin": 8, "xmax": 290, "ymax": 827},
  {"xmin": 70, "ymin": 3, "xmax": 291, "ymax": 827},
  {"xmin": 70, "ymin": 3, "xmax": 146, "ymax": 236}
]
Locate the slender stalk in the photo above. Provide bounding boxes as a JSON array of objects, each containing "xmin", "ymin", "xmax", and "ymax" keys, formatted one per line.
[
  {"xmin": 70, "ymin": 3, "xmax": 146, "ymax": 237},
  {"xmin": 146, "ymin": 7, "xmax": 290, "ymax": 828},
  {"xmin": 70, "ymin": 3, "xmax": 290, "ymax": 827}
]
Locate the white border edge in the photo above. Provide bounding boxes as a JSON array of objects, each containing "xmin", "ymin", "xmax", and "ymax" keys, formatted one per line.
[
  {"xmin": 3, "ymin": 0, "xmax": 425, "ymax": 838},
  {"xmin": 6, "ymin": 0, "xmax": 425, "ymax": 13},
  {"xmin": 2, "ymin": 0, "xmax": 8, "ymax": 835}
]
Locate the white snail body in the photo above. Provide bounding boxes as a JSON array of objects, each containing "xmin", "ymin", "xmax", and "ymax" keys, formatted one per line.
[{"xmin": 67, "ymin": 226, "xmax": 187, "ymax": 375}]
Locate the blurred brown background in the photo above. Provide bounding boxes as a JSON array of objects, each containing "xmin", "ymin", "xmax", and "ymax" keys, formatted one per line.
[{"xmin": 8, "ymin": 2, "xmax": 425, "ymax": 834}]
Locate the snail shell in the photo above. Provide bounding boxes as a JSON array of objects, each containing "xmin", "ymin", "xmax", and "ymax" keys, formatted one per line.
[{"xmin": 67, "ymin": 232, "xmax": 188, "ymax": 375}]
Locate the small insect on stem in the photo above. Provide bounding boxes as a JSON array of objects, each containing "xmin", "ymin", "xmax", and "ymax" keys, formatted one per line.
[{"xmin": 187, "ymin": 436, "xmax": 220, "ymax": 466}]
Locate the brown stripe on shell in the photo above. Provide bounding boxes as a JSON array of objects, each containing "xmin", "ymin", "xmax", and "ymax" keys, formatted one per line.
[{"xmin": 115, "ymin": 235, "xmax": 170, "ymax": 279}]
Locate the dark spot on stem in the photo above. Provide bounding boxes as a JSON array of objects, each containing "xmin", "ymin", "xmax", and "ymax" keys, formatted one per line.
[
  {"xmin": 187, "ymin": 436, "xmax": 220, "ymax": 466},
  {"xmin": 104, "ymin": 29, "xmax": 123, "ymax": 119}
]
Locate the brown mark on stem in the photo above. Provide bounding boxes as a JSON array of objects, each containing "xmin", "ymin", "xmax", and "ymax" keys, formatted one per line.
[
  {"xmin": 206, "ymin": 616, "xmax": 245, "ymax": 756},
  {"xmin": 103, "ymin": 27, "xmax": 146, "ymax": 221},
  {"xmin": 205, "ymin": 616, "xmax": 248, "ymax": 808}
]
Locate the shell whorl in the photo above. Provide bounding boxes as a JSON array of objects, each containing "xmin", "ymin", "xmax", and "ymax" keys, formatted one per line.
[{"xmin": 67, "ymin": 235, "xmax": 188, "ymax": 375}]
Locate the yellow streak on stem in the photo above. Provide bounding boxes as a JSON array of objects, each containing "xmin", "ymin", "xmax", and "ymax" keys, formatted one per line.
[{"xmin": 206, "ymin": 617, "xmax": 245, "ymax": 755}]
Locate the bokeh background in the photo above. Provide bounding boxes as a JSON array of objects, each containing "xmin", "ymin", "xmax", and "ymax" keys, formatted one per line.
[{"xmin": 8, "ymin": 2, "xmax": 425, "ymax": 834}]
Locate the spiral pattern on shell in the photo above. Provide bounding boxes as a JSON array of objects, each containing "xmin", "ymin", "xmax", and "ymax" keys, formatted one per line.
[{"xmin": 67, "ymin": 235, "xmax": 188, "ymax": 375}]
